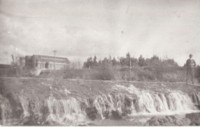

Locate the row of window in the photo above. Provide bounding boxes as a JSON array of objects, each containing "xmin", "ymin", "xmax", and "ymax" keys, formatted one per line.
[{"xmin": 36, "ymin": 62, "xmax": 65, "ymax": 69}]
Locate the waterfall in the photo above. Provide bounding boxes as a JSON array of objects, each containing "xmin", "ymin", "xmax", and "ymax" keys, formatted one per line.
[
  {"xmin": 0, "ymin": 95, "xmax": 12, "ymax": 125},
  {"xmin": 91, "ymin": 85, "xmax": 199, "ymax": 118},
  {"xmin": 45, "ymin": 94, "xmax": 87, "ymax": 125},
  {"xmin": 0, "ymin": 83, "xmax": 200, "ymax": 125},
  {"xmin": 114, "ymin": 85, "xmax": 198, "ymax": 115}
]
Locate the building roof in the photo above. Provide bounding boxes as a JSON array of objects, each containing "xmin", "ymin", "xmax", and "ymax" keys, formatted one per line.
[{"xmin": 32, "ymin": 55, "xmax": 70, "ymax": 63}]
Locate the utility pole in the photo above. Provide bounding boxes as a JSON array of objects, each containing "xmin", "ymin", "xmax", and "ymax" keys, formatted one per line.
[
  {"xmin": 129, "ymin": 55, "xmax": 132, "ymax": 81},
  {"xmin": 53, "ymin": 50, "xmax": 57, "ymax": 70}
]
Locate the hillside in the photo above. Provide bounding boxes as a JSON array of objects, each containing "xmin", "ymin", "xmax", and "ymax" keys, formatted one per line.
[{"xmin": 0, "ymin": 77, "xmax": 200, "ymax": 125}]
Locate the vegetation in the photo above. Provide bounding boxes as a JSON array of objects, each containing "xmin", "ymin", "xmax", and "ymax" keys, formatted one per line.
[
  {"xmin": 195, "ymin": 66, "xmax": 200, "ymax": 83},
  {"xmin": 2, "ymin": 52, "xmax": 199, "ymax": 83},
  {"xmin": 80, "ymin": 53, "xmax": 185, "ymax": 82}
]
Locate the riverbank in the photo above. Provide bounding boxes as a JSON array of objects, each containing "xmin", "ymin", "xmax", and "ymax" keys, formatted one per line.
[{"xmin": 0, "ymin": 77, "xmax": 200, "ymax": 125}]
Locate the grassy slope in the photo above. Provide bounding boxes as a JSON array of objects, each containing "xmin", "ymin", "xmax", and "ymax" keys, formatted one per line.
[{"xmin": 1, "ymin": 77, "xmax": 200, "ymax": 101}]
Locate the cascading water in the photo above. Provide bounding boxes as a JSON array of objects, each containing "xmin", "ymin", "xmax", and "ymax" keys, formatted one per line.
[
  {"xmin": 110, "ymin": 85, "xmax": 198, "ymax": 115},
  {"xmin": 0, "ymin": 94, "xmax": 12, "ymax": 125},
  {"xmin": 45, "ymin": 94, "xmax": 87, "ymax": 125},
  {"xmin": 0, "ymin": 82, "xmax": 200, "ymax": 125}
]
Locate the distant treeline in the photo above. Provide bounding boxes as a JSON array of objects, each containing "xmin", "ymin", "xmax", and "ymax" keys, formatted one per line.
[
  {"xmin": 74, "ymin": 53, "xmax": 199, "ymax": 82},
  {"xmin": 83, "ymin": 53, "xmax": 179, "ymax": 69}
]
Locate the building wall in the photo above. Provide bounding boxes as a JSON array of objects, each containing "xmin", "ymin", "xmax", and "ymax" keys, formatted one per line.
[
  {"xmin": 36, "ymin": 61, "xmax": 67, "ymax": 70},
  {"xmin": 25, "ymin": 56, "xmax": 35, "ymax": 69},
  {"xmin": 25, "ymin": 55, "xmax": 69, "ymax": 71}
]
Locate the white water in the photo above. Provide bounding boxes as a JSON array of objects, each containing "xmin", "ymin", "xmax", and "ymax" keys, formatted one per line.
[
  {"xmin": 111, "ymin": 85, "xmax": 199, "ymax": 116},
  {"xmin": 0, "ymin": 84, "xmax": 200, "ymax": 125},
  {"xmin": 45, "ymin": 94, "xmax": 87, "ymax": 125},
  {"xmin": 0, "ymin": 94, "xmax": 12, "ymax": 125}
]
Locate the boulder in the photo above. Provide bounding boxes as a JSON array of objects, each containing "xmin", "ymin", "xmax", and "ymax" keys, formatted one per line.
[{"xmin": 145, "ymin": 115, "xmax": 191, "ymax": 126}]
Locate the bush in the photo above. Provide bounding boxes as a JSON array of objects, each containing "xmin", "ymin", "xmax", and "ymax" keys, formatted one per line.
[
  {"xmin": 63, "ymin": 68, "xmax": 84, "ymax": 79},
  {"xmin": 91, "ymin": 65, "xmax": 115, "ymax": 80},
  {"xmin": 195, "ymin": 66, "xmax": 200, "ymax": 83},
  {"xmin": 62, "ymin": 65, "xmax": 115, "ymax": 80},
  {"xmin": 8, "ymin": 59, "xmax": 187, "ymax": 82}
]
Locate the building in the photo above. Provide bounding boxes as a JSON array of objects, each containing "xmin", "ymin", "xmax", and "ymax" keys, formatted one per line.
[
  {"xmin": 0, "ymin": 64, "xmax": 17, "ymax": 76},
  {"xmin": 25, "ymin": 55, "xmax": 70, "ymax": 71}
]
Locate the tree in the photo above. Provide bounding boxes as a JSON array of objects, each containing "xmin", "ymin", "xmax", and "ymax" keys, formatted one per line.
[
  {"xmin": 83, "ymin": 57, "xmax": 93, "ymax": 68},
  {"xmin": 93, "ymin": 56, "xmax": 97, "ymax": 64},
  {"xmin": 112, "ymin": 57, "xmax": 118, "ymax": 66},
  {"xmin": 138, "ymin": 55, "xmax": 146, "ymax": 67},
  {"xmin": 148, "ymin": 55, "xmax": 160, "ymax": 66},
  {"xmin": 126, "ymin": 52, "xmax": 130, "ymax": 59},
  {"xmin": 93, "ymin": 56, "xmax": 98, "ymax": 67}
]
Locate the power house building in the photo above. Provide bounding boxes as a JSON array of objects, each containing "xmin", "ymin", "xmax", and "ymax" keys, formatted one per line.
[{"xmin": 25, "ymin": 55, "xmax": 70, "ymax": 71}]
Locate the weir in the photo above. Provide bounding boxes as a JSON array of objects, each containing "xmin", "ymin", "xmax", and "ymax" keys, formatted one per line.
[{"xmin": 0, "ymin": 77, "xmax": 200, "ymax": 125}]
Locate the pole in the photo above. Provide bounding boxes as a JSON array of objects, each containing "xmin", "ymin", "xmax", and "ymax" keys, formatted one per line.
[
  {"xmin": 53, "ymin": 50, "xmax": 57, "ymax": 70},
  {"xmin": 129, "ymin": 56, "xmax": 131, "ymax": 81}
]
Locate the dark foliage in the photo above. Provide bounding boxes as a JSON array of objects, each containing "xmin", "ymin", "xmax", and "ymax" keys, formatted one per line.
[
  {"xmin": 195, "ymin": 66, "xmax": 200, "ymax": 83},
  {"xmin": 81, "ymin": 53, "xmax": 184, "ymax": 81}
]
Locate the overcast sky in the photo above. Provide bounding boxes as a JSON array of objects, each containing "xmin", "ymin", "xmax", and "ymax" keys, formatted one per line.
[{"xmin": 0, "ymin": 0, "xmax": 200, "ymax": 66}]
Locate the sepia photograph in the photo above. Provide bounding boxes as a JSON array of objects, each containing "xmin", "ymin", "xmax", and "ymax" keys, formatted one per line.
[{"xmin": 0, "ymin": 0, "xmax": 200, "ymax": 126}]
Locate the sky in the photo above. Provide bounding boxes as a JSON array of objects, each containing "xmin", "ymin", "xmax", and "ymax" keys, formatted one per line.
[{"xmin": 0, "ymin": 0, "xmax": 200, "ymax": 66}]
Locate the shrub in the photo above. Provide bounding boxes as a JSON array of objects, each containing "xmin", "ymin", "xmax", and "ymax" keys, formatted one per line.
[
  {"xmin": 88, "ymin": 65, "xmax": 115, "ymax": 80},
  {"xmin": 195, "ymin": 66, "xmax": 200, "ymax": 83},
  {"xmin": 63, "ymin": 68, "xmax": 84, "ymax": 79}
]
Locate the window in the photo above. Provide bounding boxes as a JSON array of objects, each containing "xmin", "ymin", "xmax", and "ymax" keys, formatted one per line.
[{"xmin": 45, "ymin": 62, "xmax": 49, "ymax": 69}]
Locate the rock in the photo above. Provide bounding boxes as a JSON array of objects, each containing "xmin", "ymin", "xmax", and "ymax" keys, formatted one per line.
[
  {"xmin": 85, "ymin": 107, "xmax": 98, "ymax": 120},
  {"xmin": 111, "ymin": 110, "xmax": 122, "ymax": 120},
  {"xmin": 145, "ymin": 116, "xmax": 160, "ymax": 126},
  {"xmin": 191, "ymin": 93, "xmax": 200, "ymax": 107},
  {"xmin": 145, "ymin": 115, "xmax": 191, "ymax": 126},
  {"xmin": 103, "ymin": 110, "xmax": 110, "ymax": 119},
  {"xmin": 186, "ymin": 113, "xmax": 200, "ymax": 125},
  {"xmin": 176, "ymin": 117, "xmax": 191, "ymax": 126},
  {"xmin": 124, "ymin": 97, "xmax": 132, "ymax": 107}
]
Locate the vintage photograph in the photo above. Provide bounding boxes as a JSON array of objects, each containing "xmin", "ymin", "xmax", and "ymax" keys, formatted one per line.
[{"xmin": 0, "ymin": 0, "xmax": 200, "ymax": 126}]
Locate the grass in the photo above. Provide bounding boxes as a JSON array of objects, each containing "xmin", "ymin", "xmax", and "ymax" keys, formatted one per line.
[
  {"xmin": 1, "ymin": 77, "xmax": 199, "ymax": 99},
  {"xmin": 57, "ymin": 66, "xmax": 187, "ymax": 82},
  {"xmin": 1, "ymin": 63, "xmax": 199, "ymax": 84}
]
